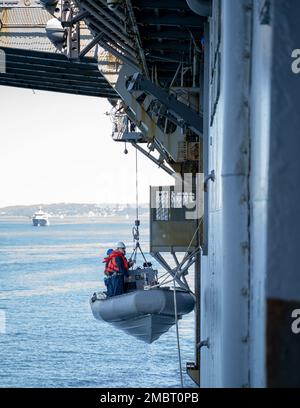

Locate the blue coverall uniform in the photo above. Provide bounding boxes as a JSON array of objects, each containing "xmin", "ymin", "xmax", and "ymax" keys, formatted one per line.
[
  {"xmin": 104, "ymin": 276, "xmax": 113, "ymax": 297},
  {"xmin": 111, "ymin": 256, "xmax": 129, "ymax": 296}
]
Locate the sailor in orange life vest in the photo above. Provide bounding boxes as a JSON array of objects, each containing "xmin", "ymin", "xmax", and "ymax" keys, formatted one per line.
[
  {"xmin": 105, "ymin": 241, "xmax": 133, "ymax": 296},
  {"xmin": 103, "ymin": 248, "xmax": 114, "ymax": 297}
]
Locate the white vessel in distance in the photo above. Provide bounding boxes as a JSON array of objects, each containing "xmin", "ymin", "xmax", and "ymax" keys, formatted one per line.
[{"xmin": 32, "ymin": 207, "xmax": 49, "ymax": 226}]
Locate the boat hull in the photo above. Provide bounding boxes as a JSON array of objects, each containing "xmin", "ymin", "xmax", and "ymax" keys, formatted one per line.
[
  {"xmin": 32, "ymin": 219, "xmax": 48, "ymax": 226},
  {"xmin": 90, "ymin": 288, "xmax": 195, "ymax": 343},
  {"xmin": 112, "ymin": 314, "xmax": 177, "ymax": 343}
]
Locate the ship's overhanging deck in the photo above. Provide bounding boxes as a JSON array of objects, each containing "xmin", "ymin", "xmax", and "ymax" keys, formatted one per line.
[
  {"xmin": 132, "ymin": 0, "xmax": 205, "ymax": 83},
  {"xmin": 0, "ymin": 47, "xmax": 118, "ymax": 98},
  {"xmin": 78, "ymin": 0, "xmax": 205, "ymax": 87},
  {"xmin": 0, "ymin": 4, "xmax": 118, "ymax": 98}
]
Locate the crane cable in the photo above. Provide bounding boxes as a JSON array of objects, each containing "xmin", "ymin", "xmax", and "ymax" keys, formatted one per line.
[
  {"xmin": 134, "ymin": 145, "xmax": 182, "ymax": 387},
  {"xmin": 173, "ymin": 278, "xmax": 184, "ymax": 388},
  {"xmin": 129, "ymin": 147, "xmax": 148, "ymax": 266},
  {"xmin": 172, "ymin": 217, "xmax": 203, "ymax": 388},
  {"xmin": 135, "ymin": 147, "xmax": 139, "ymax": 221}
]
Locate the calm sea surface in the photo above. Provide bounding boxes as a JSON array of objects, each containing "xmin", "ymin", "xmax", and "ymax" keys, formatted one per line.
[{"xmin": 0, "ymin": 218, "xmax": 196, "ymax": 388}]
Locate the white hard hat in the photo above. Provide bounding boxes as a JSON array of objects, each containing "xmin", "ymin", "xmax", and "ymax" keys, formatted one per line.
[{"xmin": 116, "ymin": 241, "xmax": 126, "ymax": 249}]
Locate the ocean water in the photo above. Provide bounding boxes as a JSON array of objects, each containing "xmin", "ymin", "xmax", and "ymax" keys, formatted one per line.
[{"xmin": 0, "ymin": 218, "xmax": 196, "ymax": 388}]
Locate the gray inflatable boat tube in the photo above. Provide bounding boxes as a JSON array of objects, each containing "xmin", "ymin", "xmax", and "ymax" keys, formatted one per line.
[
  {"xmin": 90, "ymin": 288, "xmax": 195, "ymax": 323},
  {"xmin": 90, "ymin": 288, "xmax": 195, "ymax": 343}
]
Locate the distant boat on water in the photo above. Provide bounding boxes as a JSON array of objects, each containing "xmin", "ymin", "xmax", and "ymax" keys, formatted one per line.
[{"xmin": 32, "ymin": 207, "xmax": 49, "ymax": 226}]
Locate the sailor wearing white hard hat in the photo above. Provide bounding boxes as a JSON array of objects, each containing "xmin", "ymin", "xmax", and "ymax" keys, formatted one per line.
[{"xmin": 106, "ymin": 242, "xmax": 133, "ymax": 296}]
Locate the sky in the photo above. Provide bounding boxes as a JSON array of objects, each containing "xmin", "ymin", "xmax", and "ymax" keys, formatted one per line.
[{"xmin": 0, "ymin": 86, "xmax": 173, "ymax": 207}]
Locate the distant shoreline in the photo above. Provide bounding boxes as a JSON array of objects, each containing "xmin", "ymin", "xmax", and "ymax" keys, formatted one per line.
[{"xmin": 0, "ymin": 214, "xmax": 149, "ymax": 224}]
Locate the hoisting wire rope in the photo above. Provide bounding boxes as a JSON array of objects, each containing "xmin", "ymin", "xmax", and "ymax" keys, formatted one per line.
[
  {"xmin": 130, "ymin": 144, "xmax": 202, "ymax": 387},
  {"xmin": 151, "ymin": 217, "xmax": 203, "ymax": 290},
  {"xmin": 135, "ymin": 147, "xmax": 139, "ymax": 221},
  {"xmin": 174, "ymin": 277, "xmax": 183, "ymax": 388},
  {"xmin": 129, "ymin": 146, "xmax": 148, "ymax": 267},
  {"xmin": 170, "ymin": 216, "xmax": 203, "ymax": 388}
]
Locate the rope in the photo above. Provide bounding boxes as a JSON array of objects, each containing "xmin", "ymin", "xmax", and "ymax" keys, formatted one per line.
[
  {"xmin": 182, "ymin": 217, "xmax": 203, "ymax": 261},
  {"xmin": 171, "ymin": 217, "xmax": 203, "ymax": 387},
  {"xmin": 173, "ymin": 278, "xmax": 183, "ymax": 388},
  {"xmin": 152, "ymin": 219, "xmax": 203, "ymax": 291},
  {"xmin": 129, "ymin": 245, "xmax": 137, "ymax": 267},
  {"xmin": 157, "ymin": 271, "xmax": 170, "ymax": 283},
  {"xmin": 151, "ymin": 277, "xmax": 194, "ymax": 294},
  {"xmin": 158, "ymin": 271, "xmax": 169, "ymax": 279},
  {"xmin": 135, "ymin": 148, "xmax": 139, "ymax": 221},
  {"xmin": 156, "ymin": 274, "xmax": 171, "ymax": 287},
  {"xmin": 129, "ymin": 146, "xmax": 150, "ymax": 266},
  {"xmin": 161, "ymin": 219, "xmax": 203, "ymax": 284},
  {"xmin": 137, "ymin": 242, "xmax": 148, "ymax": 265}
]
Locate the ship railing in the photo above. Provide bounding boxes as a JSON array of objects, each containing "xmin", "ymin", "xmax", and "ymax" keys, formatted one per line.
[{"xmin": 111, "ymin": 113, "xmax": 144, "ymax": 142}]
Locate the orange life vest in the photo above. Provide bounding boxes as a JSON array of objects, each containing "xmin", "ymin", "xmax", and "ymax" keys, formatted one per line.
[
  {"xmin": 103, "ymin": 257, "xmax": 111, "ymax": 276},
  {"xmin": 104, "ymin": 250, "xmax": 129, "ymax": 275}
]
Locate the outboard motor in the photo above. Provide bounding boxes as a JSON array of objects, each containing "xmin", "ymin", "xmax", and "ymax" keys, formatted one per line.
[{"xmin": 125, "ymin": 267, "xmax": 158, "ymax": 292}]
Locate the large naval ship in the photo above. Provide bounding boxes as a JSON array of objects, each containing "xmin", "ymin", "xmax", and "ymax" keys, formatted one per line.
[{"xmin": 1, "ymin": 0, "xmax": 300, "ymax": 388}]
